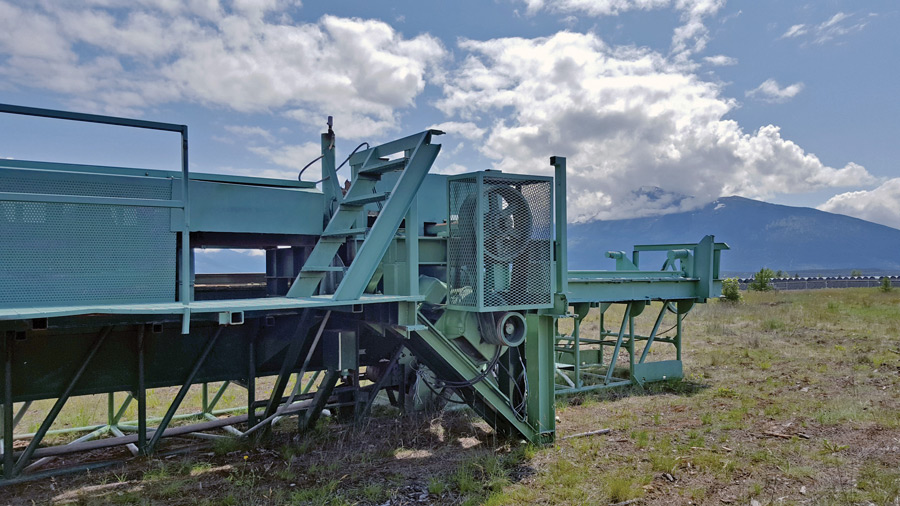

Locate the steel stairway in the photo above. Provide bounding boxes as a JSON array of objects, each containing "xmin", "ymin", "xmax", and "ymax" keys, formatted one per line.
[{"xmin": 286, "ymin": 130, "xmax": 442, "ymax": 300}]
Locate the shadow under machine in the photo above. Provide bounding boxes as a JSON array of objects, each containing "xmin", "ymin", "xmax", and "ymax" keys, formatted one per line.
[{"xmin": 0, "ymin": 104, "xmax": 727, "ymax": 481}]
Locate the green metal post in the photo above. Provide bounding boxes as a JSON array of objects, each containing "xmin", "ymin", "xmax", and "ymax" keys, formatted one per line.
[
  {"xmin": 628, "ymin": 314, "xmax": 635, "ymax": 383},
  {"xmin": 3, "ymin": 332, "xmax": 13, "ymax": 478},
  {"xmin": 406, "ymin": 195, "xmax": 419, "ymax": 297},
  {"xmin": 107, "ymin": 393, "xmax": 115, "ymax": 427},
  {"xmin": 552, "ymin": 157, "xmax": 567, "ymax": 295},
  {"xmin": 321, "ymin": 127, "xmax": 340, "ymax": 221},
  {"xmin": 201, "ymin": 384, "xmax": 209, "ymax": 413},
  {"xmin": 525, "ymin": 313, "xmax": 556, "ymax": 441},
  {"xmin": 180, "ymin": 125, "xmax": 192, "ymax": 335},
  {"xmin": 599, "ymin": 311, "xmax": 605, "ymax": 364},
  {"xmin": 137, "ymin": 325, "xmax": 147, "ymax": 455},
  {"xmin": 247, "ymin": 327, "xmax": 257, "ymax": 428},
  {"xmin": 676, "ymin": 312, "xmax": 683, "ymax": 361},
  {"xmin": 573, "ymin": 317, "xmax": 581, "ymax": 389}
]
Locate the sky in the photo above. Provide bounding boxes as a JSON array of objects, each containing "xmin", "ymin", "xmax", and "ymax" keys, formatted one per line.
[{"xmin": 1, "ymin": 0, "xmax": 898, "ymax": 230}]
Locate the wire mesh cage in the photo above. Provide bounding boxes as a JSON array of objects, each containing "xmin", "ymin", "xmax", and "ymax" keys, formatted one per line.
[{"xmin": 447, "ymin": 171, "xmax": 553, "ymax": 311}]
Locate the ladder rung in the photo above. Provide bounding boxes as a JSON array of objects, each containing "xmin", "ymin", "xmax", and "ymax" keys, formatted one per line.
[
  {"xmin": 301, "ymin": 265, "xmax": 345, "ymax": 272},
  {"xmin": 341, "ymin": 192, "xmax": 390, "ymax": 206},
  {"xmin": 359, "ymin": 157, "xmax": 408, "ymax": 175},
  {"xmin": 322, "ymin": 227, "xmax": 367, "ymax": 237}
]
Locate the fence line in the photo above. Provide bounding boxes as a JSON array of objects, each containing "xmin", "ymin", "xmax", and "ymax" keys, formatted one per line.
[{"xmin": 736, "ymin": 276, "xmax": 899, "ymax": 291}]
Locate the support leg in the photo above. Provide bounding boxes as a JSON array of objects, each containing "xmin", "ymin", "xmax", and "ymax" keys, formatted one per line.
[
  {"xmin": 639, "ymin": 303, "xmax": 668, "ymax": 364},
  {"xmin": 137, "ymin": 325, "xmax": 147, "ymax": 455},
  {"xmin": 604, "ymin": 303, "xmax": 631, "ymax": 385},
  {"xmin": 262, "ymin": 310, "xmax": 314, "ymax": 422},
  {"xmin": 3, "ymin": 332, "xmax": 13, "ymax": 479},
  {"xmin": 299, "ymin": 370, "xmax": 340, "ymax": 432},
  {"xmin": 247, "ymin": 329, "xmax": 257, "ymax": 428},
  {"xmin": 356, "ymin": 345, "xmax": 403, "ymax": 422},
  {"xmin": 146, "ymin": 326, "xmax": 223, "ymax": 453},
  {"xmin": 13, "ymin": 326, "xmax": 111, "ymax": 476}
]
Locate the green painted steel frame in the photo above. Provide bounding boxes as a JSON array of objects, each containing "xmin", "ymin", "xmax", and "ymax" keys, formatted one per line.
[{"xmin": 554, "ymin": 301, "xmax": 687, "ymax": 395}]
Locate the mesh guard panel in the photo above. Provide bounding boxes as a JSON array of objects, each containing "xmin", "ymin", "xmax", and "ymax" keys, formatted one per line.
[
  {"xmin": 448, "ymin": 172, "xmax": 553, "ymax": 311},
  {"xmin": 0, "ymin": 173, "xmax": 177, "ymax": 308}
]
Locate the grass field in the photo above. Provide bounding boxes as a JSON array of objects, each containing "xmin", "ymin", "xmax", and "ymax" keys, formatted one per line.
[{"xmin": 5, "ymin": 288, "xmax": 900, "ymax": 505}]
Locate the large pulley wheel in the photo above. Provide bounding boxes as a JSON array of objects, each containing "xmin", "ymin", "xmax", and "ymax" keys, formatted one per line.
[
  {"xmin": 458, "ymin": 184, "xmax": 533, "ymax": 263},
  {"xmin": 483, "ymin": 185, "xmax": 533, "ymax": 262}
]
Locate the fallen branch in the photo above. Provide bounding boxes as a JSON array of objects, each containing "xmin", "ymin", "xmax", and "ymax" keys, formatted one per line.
[
  {"xmin": 561, "ymin": 428, "xmax": 611, "ymax": 440},
  {"xmin": 610, "ymin": 499, "xmax": 641, "ymax": 506},
  {"xmin": 763, "ymin": 431, "xmax": 793, "ymax": 439}
]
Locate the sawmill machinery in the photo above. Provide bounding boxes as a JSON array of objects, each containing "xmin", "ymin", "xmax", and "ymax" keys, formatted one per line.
[{"xmin": 0, "ymin": 103, "xmax": 727, "ymax": 481}]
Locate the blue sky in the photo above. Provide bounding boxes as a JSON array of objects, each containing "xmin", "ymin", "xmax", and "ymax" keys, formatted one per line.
[{"xmin": 1, "ymin": 0, "xmax": 898, "ymax": 230}]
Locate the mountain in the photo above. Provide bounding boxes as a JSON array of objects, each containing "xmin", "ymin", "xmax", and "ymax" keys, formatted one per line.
[{"xmin": 567, "ymin": 196, "xmax": 900, "ymax": 275}]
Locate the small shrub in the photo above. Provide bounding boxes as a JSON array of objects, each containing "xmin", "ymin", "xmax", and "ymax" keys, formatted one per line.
[
  {"xmin": 851, "ymin": 269, "xmax": 862, "ymax": 277},
  {"xmin": 880, "ymin": 276, "xmax": 893, "ymax": 292},
  {"xmin": 749, "ymin": 268, "xmax": 775, "ymax": 291},
  {"xmin": 721, "ymin": 277, "xmax": 742, "ymax": 302}
]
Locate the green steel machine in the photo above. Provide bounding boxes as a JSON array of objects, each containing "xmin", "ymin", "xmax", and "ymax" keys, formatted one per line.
[{"xmin": 0, "ymin": 104, "xmax": 727, "ymax": 481}]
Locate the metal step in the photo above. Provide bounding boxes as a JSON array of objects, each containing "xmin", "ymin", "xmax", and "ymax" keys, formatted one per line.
[
  {"xmin": 341, "ymin": 192, "xmax": 390, "ymax": 207},
  {"xmin": 321, "ymin": 227, "xmax": 367, "ymax": 238},
  {"xmin": 358, "ymin": 157, "xmax": 408, "ymax": 175},
  {"xmin": 300, "ymin": 265, "xmax": 345, "ymax": 273}
]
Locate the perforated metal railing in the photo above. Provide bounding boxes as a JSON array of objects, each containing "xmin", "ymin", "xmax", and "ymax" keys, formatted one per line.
[
  {"xmin": 0, "ymin": 103, "xmax": 190, "ymax": 310},
  {"xmin": 448, "ymin": 172, "xmax": 553, "ymax": 311},
  {"xmin": 0, "ymin": 171, "xmax": 177, "ymax": 307}
]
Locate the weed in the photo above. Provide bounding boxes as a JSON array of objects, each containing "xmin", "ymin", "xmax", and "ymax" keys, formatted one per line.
[
  {"xmin": 820, "ymin": 439, "xmax": 849, "ymax": 454},
  {"xmin": 603, "ymin": 471, "xmax": 648, "ymax": 503},
  {"xmin": 631, "ymin": 430, "xmax": 650, "ymax": 449},
  {"xmin": 213, "ymin": 436, "xmax": 248, "ymax": 456},
  {"xmin": 714, "ymin": 386, "xmax": 738, "ymax": 398},
  {"xmin": 427, "ymin": 475, "xmax": 448, "ymax": 495}
]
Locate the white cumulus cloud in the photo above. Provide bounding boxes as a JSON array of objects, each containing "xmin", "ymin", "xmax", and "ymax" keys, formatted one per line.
[
  {"xmin": 0, "ymin": 1, "xmax": 445, "ymax": 138},
  {"xmin": 818, "ymin": 179, "xmax": 900, "ymax": 230},
  {"xmin": 438, "ymin": 31, "xmax": 874, "ymax": 222},
  {"xmin": 746, "ymin": 79, "xmax": 805, "ymax": 103}
]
